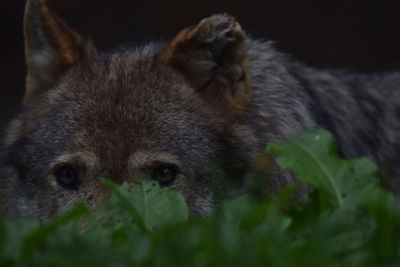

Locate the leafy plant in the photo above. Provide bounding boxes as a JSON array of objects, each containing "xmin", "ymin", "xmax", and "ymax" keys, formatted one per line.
[{"xmin": 0, "ymin": 128, "xmax": 399, "ymax": 266}]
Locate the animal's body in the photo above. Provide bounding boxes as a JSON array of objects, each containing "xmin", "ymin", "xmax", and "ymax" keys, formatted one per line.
[{"xmin": 1, "ymin": 0, "xmax": 399, "ymax": 221}]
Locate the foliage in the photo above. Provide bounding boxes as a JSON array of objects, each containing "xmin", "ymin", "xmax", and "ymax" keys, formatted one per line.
[{"xmin": 0, "ymin": 128, "xmax": 399, "ymax": 266}]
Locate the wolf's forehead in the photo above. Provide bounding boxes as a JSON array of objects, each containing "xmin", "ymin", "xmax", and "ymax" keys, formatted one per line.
[
  {"xmin": 57, "ymin": 80, "xmax": 210, "ymax": 156},
  {"xmin": 65, "ymin": 52, "xmax": 193, "ymax": 102},
  {"xmin": 68, "ymin": 59, "xmax": 196, "ymax": 125},
  {"xmin": 61, "ymin": 97, "xmax": 216, "ymax": 171},
  {"xmin": 35, "ymin": 52, "xmax": 217, "ymax": 165}
]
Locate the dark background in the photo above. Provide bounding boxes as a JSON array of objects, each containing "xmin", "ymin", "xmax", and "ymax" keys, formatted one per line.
[{"xmin": 2, "ymin": 0, "xmax": 400, "ymax": 133}]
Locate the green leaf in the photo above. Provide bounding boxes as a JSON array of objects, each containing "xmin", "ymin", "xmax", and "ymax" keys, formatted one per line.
[
  {"xmin": 0, "ymin": 128, "xmax": 399, "ymax": 267},
  {"xmin": 102, "ymin": 179, "xmax": 188, "ymax": 231},
  {"xmin": 267, "ymin": 128, "xmax": 380, "ymax": 209},
  {"xmin": 20, "ymin": 203, "xmax": 89, "ymax": 262}
]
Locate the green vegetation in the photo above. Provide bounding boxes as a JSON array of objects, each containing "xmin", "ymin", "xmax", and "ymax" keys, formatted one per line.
[{"xmin": 0, "ymin": 129, "xmax": 399, "ymax": 266}]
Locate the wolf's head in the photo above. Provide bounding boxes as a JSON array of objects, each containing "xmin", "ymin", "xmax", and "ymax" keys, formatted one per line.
[{"xmin": 0, "ymin": 0, "xmax": 261, "ymax": 221}]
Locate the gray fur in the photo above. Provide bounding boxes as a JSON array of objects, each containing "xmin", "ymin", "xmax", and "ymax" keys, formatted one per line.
[
  {"xmin": 0, "ymin": 3, "xmax": 399, "ymax": 221},
  {"xmin": 245, "ymin": 39, "xmax": 400, "ymax": 191}
]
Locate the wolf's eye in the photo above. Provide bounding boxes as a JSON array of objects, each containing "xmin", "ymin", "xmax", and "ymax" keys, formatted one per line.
[
  {"xmin": 152, "ymin": 165, "xmax": 177, "ymax": 186},
  {"xmin": 55, "ymin": 166, "xmax": 80, "ymax": 190}
]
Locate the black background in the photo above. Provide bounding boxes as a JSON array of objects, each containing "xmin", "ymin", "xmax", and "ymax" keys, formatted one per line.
[{"xmin": 2, "ymin": 0, "xmax": 400, "ymax": 132}]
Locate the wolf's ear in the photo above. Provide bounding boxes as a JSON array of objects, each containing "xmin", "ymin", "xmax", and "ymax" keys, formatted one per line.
[
  {"xmin": 160, "ymin": 14, "xmax": 252, "ymax": 113},
  {"xmin": 23, "ymin": 0, "xmax": 89, "ymax": 103}
]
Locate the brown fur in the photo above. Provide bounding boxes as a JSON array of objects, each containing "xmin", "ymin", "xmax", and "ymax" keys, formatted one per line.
[
  {"xmin": 160, "ymin": 14, "xmax": 252, "ymax": 113},
  {"xmin": 24, "ymin": 0, "xmax": 89, "ymax": 103}
]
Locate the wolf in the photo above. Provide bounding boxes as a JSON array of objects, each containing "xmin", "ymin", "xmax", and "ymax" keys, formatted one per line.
[{"xmin": 0, "ymin": 0, "xmax": 399, "ymax": 221}]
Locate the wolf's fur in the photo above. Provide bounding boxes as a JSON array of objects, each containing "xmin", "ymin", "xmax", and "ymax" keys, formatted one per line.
[{"xmin": 1, "ymin": 0, "xmax": 399, "ymax": 221}]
